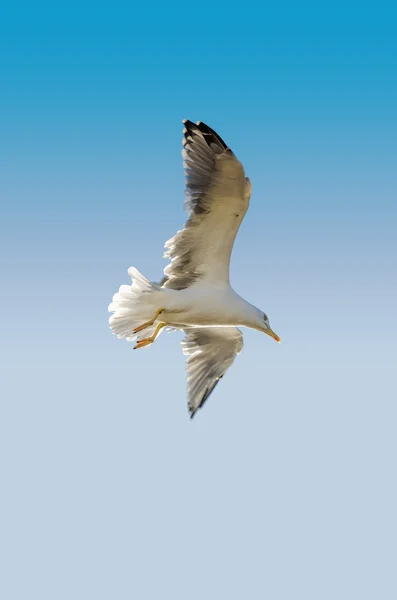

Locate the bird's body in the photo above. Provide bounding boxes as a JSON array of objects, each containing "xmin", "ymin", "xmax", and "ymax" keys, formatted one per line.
[
  {"xmin": 109, "ymin": 120, "xmax": 280, "ymax": 417},
  {"xmin": 153, "ymin": 282, "xmax": 261, "ymax": 330}
]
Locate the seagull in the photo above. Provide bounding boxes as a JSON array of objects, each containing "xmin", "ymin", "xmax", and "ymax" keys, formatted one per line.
[{"xmin": 109, "ymin": 120, "xmax": 280, "ymax": 418}]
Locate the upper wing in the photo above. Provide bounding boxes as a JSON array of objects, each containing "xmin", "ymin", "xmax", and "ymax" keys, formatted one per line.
[
  {"xmin": 163, "ymin": 120, "xmax": 252, "ymax": 290},
  {"xmin": 181, "ymin": 327, "xmax": 244, "ymax": 418}
]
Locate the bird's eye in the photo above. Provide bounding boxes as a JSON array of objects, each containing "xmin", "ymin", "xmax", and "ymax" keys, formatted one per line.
[{"xmin": 263, "ymin": 313, "xmax": 268, "ymax": 322}]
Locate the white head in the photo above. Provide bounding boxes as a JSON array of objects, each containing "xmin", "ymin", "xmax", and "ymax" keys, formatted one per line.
[{"xmin": 255, "ymin": 308, "xmax": 280, "ymax": 342}]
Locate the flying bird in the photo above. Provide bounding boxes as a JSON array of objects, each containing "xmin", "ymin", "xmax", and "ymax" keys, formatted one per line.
[{"xmin": 109, "ymin": 120, "xmax": 280, "ymax": 417}]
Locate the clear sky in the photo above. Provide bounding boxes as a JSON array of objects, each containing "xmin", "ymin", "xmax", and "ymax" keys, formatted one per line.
[{"xmin": 1, "ymin": 2, "xmax": 397, "ymax": 599}]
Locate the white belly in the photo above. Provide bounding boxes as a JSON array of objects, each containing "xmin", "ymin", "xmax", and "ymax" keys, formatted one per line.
[{"xmin": 160, "ymin": 282, "xmax": 250, "ymax": 328}]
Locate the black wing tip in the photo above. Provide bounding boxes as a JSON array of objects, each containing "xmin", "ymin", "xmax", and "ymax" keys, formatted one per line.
[
  {"xmin": 188, "ymin": 401, "xmax": 201, "ymax": 420},
  {"xmin": 188, "ymin": 402, "xmax": 198, "ymax": 419},
  {"xmin": 182, "ymin": 119, "xmax": 198, "ymax": 147},
  {"xmin": 196, "ymin": 121, "xmax": 228, "ymax": 150},
  {"xmin": 182, "ymin": 119, "xmax": 228, "ymax": 151},
  {"xmin": 182, "ymin": 119, "xmax": 196, "ymax": 133},
  {"xmin": 182, "ymin": 119, "xmax": 201, "ymax": 142},
  {"xmin": 188, "ymin": 377, "xmax": 224, "ymax": 420}
]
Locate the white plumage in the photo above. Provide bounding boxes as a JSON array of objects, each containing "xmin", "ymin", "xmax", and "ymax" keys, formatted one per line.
[{"xmin": 109, "ymin": 120, "xmax": 280, "ymax": 418}]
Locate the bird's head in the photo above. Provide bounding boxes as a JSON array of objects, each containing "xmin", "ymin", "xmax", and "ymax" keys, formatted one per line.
[{"xmin": 259, "ymin": 311, "xmax": 280, "ymax": 343}]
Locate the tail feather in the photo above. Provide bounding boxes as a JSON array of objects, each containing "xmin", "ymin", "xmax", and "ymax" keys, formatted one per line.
[{"xmin": 108, "ymin": 267, "xmax": 164, "ymax": 343}]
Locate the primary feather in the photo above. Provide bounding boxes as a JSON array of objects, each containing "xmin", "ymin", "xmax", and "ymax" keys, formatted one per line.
[
  {"xmin": 163, "ymin": 120, "xmax": 252, "ymax": 290},
  {"xmin": 181, "ymin": 327, "xmax": 244, "ymax": 418}
]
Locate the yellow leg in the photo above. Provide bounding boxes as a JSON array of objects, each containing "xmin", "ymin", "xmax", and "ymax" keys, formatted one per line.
[
  {"xmin": 133, "ymin": 308, "xmax": 165, "ymax": 334},
  {"xmin": 133, "ymin": 322, "xmax": 165, "ymax": 350}
]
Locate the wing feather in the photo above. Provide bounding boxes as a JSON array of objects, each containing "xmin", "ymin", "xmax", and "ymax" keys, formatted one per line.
[
  {"xmin": 163, "ymin": 120, "xmax": 252, "ymax": 290},
  {"xmin": 181, "ymin": 327, "xmax": 244, "ymax": 418}
]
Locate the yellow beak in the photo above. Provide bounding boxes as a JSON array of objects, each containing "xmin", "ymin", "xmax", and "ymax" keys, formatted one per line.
[{"xmin": 265, "ymin": 327, "xmax": 281, "ymax": 343}]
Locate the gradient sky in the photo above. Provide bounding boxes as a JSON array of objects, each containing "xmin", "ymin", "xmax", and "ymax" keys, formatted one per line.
[{"xmin": 1, "ymin": 2, "xmax": 397, "ymax": 599}]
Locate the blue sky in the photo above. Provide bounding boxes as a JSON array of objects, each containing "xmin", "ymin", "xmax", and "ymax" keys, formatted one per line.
[{"xmin": 1, "ymin": 2, "xmax": 397, "ymax": 599}]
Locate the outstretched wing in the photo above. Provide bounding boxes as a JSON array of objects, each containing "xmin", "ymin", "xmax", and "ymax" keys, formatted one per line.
[
  {"xmin": 163, "ymin": 120, "xmax": 252, "ymax": 291},
  {"xmin": 181, "ymin": 327, "xmax": 244, "ymax": 418}
]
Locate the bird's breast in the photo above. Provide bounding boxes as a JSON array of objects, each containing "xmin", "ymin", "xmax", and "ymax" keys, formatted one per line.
[{"xmin": 160, "ymin": 284, "xmax": 248, "ymax": 328}]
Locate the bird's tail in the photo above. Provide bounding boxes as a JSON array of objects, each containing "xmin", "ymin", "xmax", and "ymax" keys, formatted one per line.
[{"xmin": 108, "ymin": 267, "xmax": 166, "ymax": 343}]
